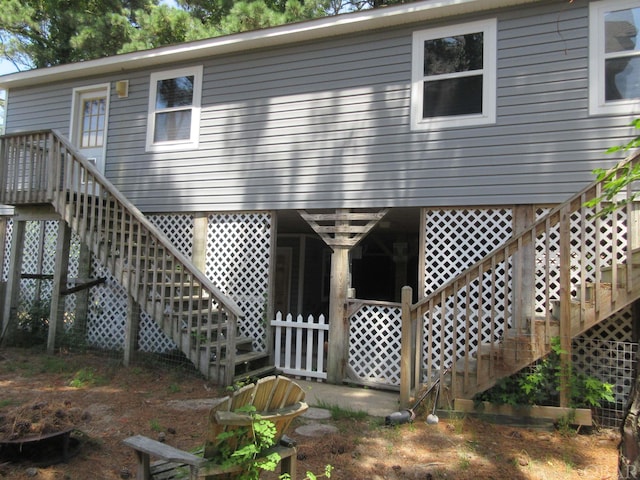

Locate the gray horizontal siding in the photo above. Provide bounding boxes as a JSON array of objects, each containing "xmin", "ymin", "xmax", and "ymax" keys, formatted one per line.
[{"xmin": 5, "ymin": 0, "xmax": 636, "ymax": 213}]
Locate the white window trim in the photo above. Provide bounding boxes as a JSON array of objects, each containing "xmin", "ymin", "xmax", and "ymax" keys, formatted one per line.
[
  {"xmin": 146, "ymin": 65, "xmax": 203, "ymax": 152},
  {"xmin": 589, "ymin": 0, "xmax": 640, "ymax": 116},
  {"xmin": 410, "ymin": 18, "xmax": 497, "ymax": 131}
]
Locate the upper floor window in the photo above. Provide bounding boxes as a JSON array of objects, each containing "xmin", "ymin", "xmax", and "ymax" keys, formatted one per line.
[
  {"xmin": 411, "ymin": 18, "xmax": 497, "ymax": 130},
  {"xmin": 589, "ymin": 0, "xmax": 640, "ymax": 115},
  {"xmin": 146, "ymin": 66, "xmax": 203, "ymax": 152}
]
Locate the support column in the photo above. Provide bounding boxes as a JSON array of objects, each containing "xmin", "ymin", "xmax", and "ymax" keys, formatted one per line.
[
  {"xmin": 558, "ymin": 205, "xmax": 572, "ymax": 408},
  {"xmin": 48, "ymin": 221, "xmax": 71, "ymax": 354},
  {"xmin": 124, "ymin": 296, "xmax": 140, "ymax": 366},
  {"xmin": 399, "ymin": 286, "xmax": 413, "ymax": 409},
  {"xmin": 192, "ymin": 213, "xmax": 208, "ymax": 272},
  {"xmin": 265, "ymin": 213, "xmax": 278, "ymax": 358},
  {"xmin": 512, "ymin": 205, "xmax": 536, "ymax": 337},
  {"xmin": 1, "ymin": 219, "xmax": 26, "ymax": 346},
  {"xmin": 327, "ymin": 246, "xmax": 349, "ymax": 384}
]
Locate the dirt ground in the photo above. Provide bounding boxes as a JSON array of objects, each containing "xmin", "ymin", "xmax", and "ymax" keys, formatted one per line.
[{"xmin": 0, "ymin": 348, "xmax": 620, "ymax": 480}]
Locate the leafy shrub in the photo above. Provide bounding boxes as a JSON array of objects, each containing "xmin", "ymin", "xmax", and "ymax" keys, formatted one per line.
[{"xmin": 475, "ymin": 338, "xmax": 614, "ymax": 409}]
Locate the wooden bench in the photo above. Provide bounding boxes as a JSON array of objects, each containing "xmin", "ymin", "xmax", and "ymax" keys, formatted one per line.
[{"xmin": 123, "ymin": 376, "xmax": 308, "ymax": 479}]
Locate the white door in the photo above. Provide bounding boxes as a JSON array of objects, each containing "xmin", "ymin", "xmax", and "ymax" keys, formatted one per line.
[{"xmin": 71, "ymin": 85, "xmax": 109, "ymax": 182}]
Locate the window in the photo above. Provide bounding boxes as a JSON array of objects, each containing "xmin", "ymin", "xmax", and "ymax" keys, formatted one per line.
[
  {"xmin": 589, "ymin": 0, "xmax": 640, "ymax": 115},
  {"xmin": 146, "ymin": 66, "xmax": 203, "ymax": 152},
  {"xmin": 411, "ymin": 19, "xmax": 497, "ymax": 130}
]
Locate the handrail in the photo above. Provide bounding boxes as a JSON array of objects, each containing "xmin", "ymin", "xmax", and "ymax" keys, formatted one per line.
[
  {"xmin": 407, "ymin": 147, "xmax": 640, "ymax": 402},
  {"xmin": 48, "ymin": 129, "xmax": 244, "ymax": 319},
  {"xmin": 0, "ymin": 129, "xmax": 245, "ymax": 384}
]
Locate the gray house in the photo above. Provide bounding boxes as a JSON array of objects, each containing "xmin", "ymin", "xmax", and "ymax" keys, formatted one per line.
[{"xmin": 0, "ymin": 0, "xmax": 639, "ymax": 422}]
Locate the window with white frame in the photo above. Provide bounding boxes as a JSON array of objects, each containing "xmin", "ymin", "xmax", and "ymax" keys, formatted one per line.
[
  {"xmin": 146, "ymin": 66, "xmax": 203, "ymax": 152},
  {"xmin": 589, "ymin": 0, "xmax": 640, "ymax": 115},
  {"xmin": 411, "ymin": 18, "xmax": 497, "ymax": 130}
]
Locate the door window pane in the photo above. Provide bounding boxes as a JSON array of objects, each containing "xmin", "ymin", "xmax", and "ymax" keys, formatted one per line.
[{"xmin": 81, "ymin": 98, "xmax": 106, "ymax": 148}]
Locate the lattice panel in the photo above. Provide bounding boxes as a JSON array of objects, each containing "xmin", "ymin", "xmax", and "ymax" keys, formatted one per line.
[
  {"xmin": 423, "ymin": 208, "xmax": 513, "ymax": 371},
  {"xmin": 138, "ymin": 310, "xmax": 177, "ymax": 353},
  {"xmin": 63, "ymin": 233, "xmax": 81, "ymax": 329},
  {"xmin": 148, "ymin": 214, "xmax": 194, "ymax": 257},
  {"xmin": 6, "ymin": 221, "xmax": 80, "ymax": 335},
  {"xmin": 582, "ymin": 306, "xmax": 634, "ymax": 343},
  {"xmin": 534, "ymin": 208, "xmax": 557, "ymax": 314},
  {"xmin": 2, "ymin": 218, "xmax": 12, "ymax": 282},
  {"xmin": 86, "ymin": 258, "xmax": 127, "ymax": 349},
  {"xmin": 349, "ymin": 304, "xmax": 402, "ymax": 386},
  {"xmin": 138, "ymin": 214, "xmax": 194, "ymax": 352},
  {"xmin": 206, "ymin": 212, "xmax": 272, "ymax": 351}
]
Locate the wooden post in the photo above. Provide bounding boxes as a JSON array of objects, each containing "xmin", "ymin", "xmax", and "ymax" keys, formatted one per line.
[
  {"xmin": 327, "ymin": 245, "xmax": 349, "ymax": 384},
  {"xmin": 400, "ymin": 286, "xmax": 413, "ymax": 409},
  {"xmin": 512, "ymin": 205, "xmax": 535, "ymax": 337},
  {"xmin": 48, "ymin": 221, "xmax": 71, "ymax": 354},
  {"xmin": 0, "ymin": 219, "xmax": 25, "ymax": 346},
  {"xmin": 124, "ymin": 296, "xmax": 140, "ymax": 366},
  {"xmin": 192, "ymin": 213, "xmax": 208, "ymax": 272},
  {"xmin": 558, "ymin": 205, "xmax": 572, "ymax": 408},
  {"xmin": 265, "ymin": 212, "xmax": 277, "ymax": 360}
]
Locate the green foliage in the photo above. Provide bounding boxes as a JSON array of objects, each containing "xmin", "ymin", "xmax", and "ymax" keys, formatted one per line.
[
  {"xmin": 210, "ymin": 404, "xmax": 331, "ymax": 480},
  {"xmin": 0, "ymin": 0, "xmax": 155, "ymax": 69},
  {"xmin": 584, "ymin": 119, "xmax": 640, "ymax": 218},
  {"xmin": 150, "ymin": 418, "xmax": 163, "ymax": 432},
  {"xmin": 68, "ymin": 367, "xmax": 104, "ymax": 388},
  {"xmin": 13, "ymin": 300, "xmax": 50, "ymax": 347},
  {"xmin": 475, "ymin": 338, "xmax": 614, "ymax": 409},
  {"xmin": 210, "ymin": 405, "xmax": 280, "ymax": 479}
]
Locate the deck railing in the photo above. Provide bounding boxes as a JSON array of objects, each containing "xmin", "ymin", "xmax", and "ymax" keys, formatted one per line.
[
  {"xmin": 0, "ymin": 130, "xmax": 244, "ymax": 385},
  {"xmin": 404, "ymin": 148, "xmax": 640, "ymax": 405}
]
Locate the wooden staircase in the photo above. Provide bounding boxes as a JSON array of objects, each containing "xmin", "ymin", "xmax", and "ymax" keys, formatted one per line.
[
  {"xmin": 0, "ymin": 130, "xmax": 273, "ymax": 386},
  {"xmin": 407, "ymin": 148, "xmax": 640, "ymax": 403}
]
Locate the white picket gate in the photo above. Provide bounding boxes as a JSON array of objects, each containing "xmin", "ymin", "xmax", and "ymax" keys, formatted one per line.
[{"xmin": 271, "ymin": 312, "xmax": 329, "ymax": 380}]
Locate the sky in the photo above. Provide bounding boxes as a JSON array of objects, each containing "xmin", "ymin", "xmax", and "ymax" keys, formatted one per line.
[{"xmin": 0, "ymin": 59, "xmax": 18, "ymax": 76}]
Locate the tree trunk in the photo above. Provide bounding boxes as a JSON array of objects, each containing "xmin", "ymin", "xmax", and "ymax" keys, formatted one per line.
[{"xmin": 619, "ymin": 365, "xmax": 640, "ymax": 479}]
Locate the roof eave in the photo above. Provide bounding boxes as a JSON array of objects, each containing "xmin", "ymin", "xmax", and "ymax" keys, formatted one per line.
[{"xmin": 0, "ymin": 0, "xmax": 540, "ymax": 89}]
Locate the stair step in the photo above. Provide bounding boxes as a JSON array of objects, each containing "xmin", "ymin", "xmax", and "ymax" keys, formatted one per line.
[
  {"xmin": 232, "ymin": 351, "xmax": 270, "ymax": 366},
  {"xmin": 601, "ymin": 263, "xmax": 640, "ymax": 287},
  {"xmin": 174, "ymin": 309, "xmax": 227, "ymax": 321},
  {"xmin": 170, "ymin": 294, "xmax": 212, "ymax": 304}
]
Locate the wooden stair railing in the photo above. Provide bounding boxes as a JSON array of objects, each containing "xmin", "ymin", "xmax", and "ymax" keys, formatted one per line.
[
  {"xmin": 405, "ymin": 148, "xmax": 640, "ymax": 402},
  {"xmin": 0, "ymin": 130, "xmax": 270, "ymax": 385}
]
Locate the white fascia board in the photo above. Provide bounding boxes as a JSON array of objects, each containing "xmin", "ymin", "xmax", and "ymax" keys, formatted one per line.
[{"xmin": 0, "ymin": 0, "xmax": 539, "ymax": 89}]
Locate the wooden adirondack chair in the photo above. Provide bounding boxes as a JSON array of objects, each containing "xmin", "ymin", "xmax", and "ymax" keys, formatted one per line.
[{"xmin": 123, "ymin": 376, "xmax": 308, "ymax": 480}]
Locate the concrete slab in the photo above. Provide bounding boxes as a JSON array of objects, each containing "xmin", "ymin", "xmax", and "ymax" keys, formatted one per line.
[{"xmin": 295, "ymin": 380, "xmax": 399, "ymax": 418}]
